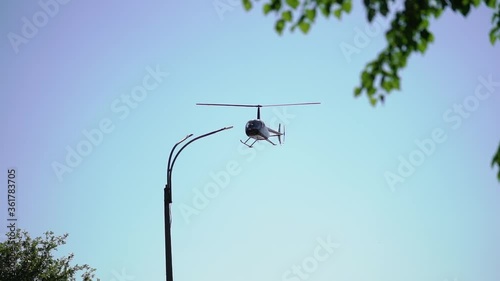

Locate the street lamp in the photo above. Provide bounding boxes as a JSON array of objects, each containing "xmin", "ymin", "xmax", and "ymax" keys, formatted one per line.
[{"xmin": 164, "ymin": 126, "xmax": 233, "ymax": 281}]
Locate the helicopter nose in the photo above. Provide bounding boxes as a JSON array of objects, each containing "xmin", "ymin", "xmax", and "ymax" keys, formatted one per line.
[{"xmin": 245, "ymin": 128, "xmax": 259, "ymax": 137}]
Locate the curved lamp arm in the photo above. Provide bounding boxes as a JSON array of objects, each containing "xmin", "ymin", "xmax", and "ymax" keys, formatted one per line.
[
  {"xmin": 167, "ymin": 134, "xmax": 193, "ymax": 181},
  {"xmin": 171, "ymin": 126, "xmax": 234, "ymax": 171},
  {"xmin": 168, "ymin": 126, "xmax": 233, "ymax": 187}
]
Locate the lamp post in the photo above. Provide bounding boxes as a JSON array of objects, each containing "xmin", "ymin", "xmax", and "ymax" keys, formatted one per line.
[{"xmin": 164, "ymin": 126, "xmax": 233, "ymax": 281}]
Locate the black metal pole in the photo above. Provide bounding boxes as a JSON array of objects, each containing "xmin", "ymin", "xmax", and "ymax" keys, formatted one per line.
[
  {"xmin": 164, "ymin": 185, "xmax": 173, "ymax": 281},
  {"xmin": 164, "ymin": 126, "xmax": 232, "ymax": 281},
  {"xmin": 164, "ymin": 133, "xmax": 190, "ymax": 281}
]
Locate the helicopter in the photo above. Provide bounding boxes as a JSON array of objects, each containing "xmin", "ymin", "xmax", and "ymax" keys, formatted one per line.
[{"xmin": 196, "ymin": 102, "xmax": 321, "ymax": 148}]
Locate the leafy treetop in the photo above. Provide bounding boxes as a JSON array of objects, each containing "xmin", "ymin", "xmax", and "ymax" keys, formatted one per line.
[{"xmin": 0, "ymin": 229, "xmax": 99, "ymax": 281}]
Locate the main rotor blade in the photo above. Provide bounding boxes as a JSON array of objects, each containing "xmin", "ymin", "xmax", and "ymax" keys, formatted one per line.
[
  {"xmin": 196, "ymin": 102, "xmax": 321, "ymax": 108},
  {"xmin": 196, "ymin": 103, "xmax": 260, "ymax": 108},
  {"xmin": 260, "ymin": 102, "xmax": 321, "ymax": 107}
]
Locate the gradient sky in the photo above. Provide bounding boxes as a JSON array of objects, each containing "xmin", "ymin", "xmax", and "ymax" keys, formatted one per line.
[{"xmin": 2, "ymin": 0, "xmax": 500, "ymax": 280}]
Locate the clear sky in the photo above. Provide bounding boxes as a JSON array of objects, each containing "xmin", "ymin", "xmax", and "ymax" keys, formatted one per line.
[{"xmin": 2, "ymin": 0, "xmax": 500, "ymax": 280}]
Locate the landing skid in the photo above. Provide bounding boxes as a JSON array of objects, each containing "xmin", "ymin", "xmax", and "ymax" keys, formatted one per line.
[
  {"xmin": 241, "ymin": 137, "xmax": 278, "ymax": 148},
  {"xmin": 240, "ymin": 138, "xmax": 258, "ymax": 148}
]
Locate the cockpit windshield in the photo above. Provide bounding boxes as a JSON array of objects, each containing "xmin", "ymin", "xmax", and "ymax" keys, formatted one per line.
[{"xmin": 246, "ymin": 120, "xmax": 262, "ymax": 130}]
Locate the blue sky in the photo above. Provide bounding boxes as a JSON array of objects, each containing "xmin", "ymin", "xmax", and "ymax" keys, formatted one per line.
[{"xmin": 2, "ymin": 0, "xmax": 500, "ymax": 280}]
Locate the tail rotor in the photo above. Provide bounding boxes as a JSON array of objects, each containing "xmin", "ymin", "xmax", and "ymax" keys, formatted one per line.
[{"xmin": 278, "ymin": 124, "xmax": 285, "ymax": 145}]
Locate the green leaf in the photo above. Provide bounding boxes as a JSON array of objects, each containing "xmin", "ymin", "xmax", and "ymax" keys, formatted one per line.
[
  {"xmin": 419, "ymin": 19, "xmax": 429, "ymax": 29},
  {"xmin": 342, "ymin": 0, "xmax": 352, "ymax": 13},
  {"xmin": 382, "ymin": 80, "xmax": 392, "ymax": 91},
  {"xmin": 432, "ymin": 8, "xmax": 443, "ymax": 18},
  {"xmin": 492, "ymin": 143, "xmax": 500, "ymax": 167},
  {"xmin": 369, "ymin": 96, "xmax": 377, "ymax": 106},
  {"xmin": 393, "ymin": 79, "xmax": 401, "ymax": 90},
  {"xmin": 299, "ymin": 21, "xmax": 310, "ymax": 33},
  {"xmin": 420, "ymin": 29, "xmax": 431, "ymax": 41},
  {"xmin": 286, "ymin": 0, "xmax": 299, "ymax": 9},
  {"xmin": 490, "ymin": 26, "xmax": 500, "ymax": 44},
  {"xmin": 459, "ymin": 4, "xmax": 471, "ymax": 16},
  {"xmin": 320, "ymin": 2, "xmax": 332, "ymax": 17},
  {"xmin": 417, "ymin": 41, "xmax": 427, "ymax": 53},
  {"xmin": 367, "ymin": 8, "xmax": 376, "ymax": 21},
  {"xmin": 282, "ymin": 10, "xmax": 293, "ymax": 21},
  {"xmin": 361, "ymin": 71, "xmax": 372, "ymax": 86},
  {"xmin": 306, "ymin": 9, "xmax": 316, "ymax": 21},
  {"xmin": 333, "ymin": 8, "xmax": 342, "ymax": 19},
  {"xmin": 492, "ymin": 143, "xmax": 500, "ymax": 181},
  {"xmin": 472, "ymin": 0, "xmax": 481, "ymax": 6},
  {"xmin": 368, "ymin": 87, "xmax": 376, "ymax": 96},
  {"xmin": 490, "ymin": 30, "xmax": 497, "ymax": 44},
  {"xmin": 485, "ymin": 0, "xmax": 496, "ymax": 8},
  {"xmin": 263, "ymin": 3, "xmax": 272, "ymax": 15},
  {"xmin": 380, "ymin": 1, "xmax": 389, "ymax": 16},
  {"xmin": 275, "ymin": 19, "xmax": 286, "ymax": 34},
  {"xmin": 354, "ymin": 87, "xmax": 362, "ymax": 96},
  {"xmin": 428, "ymin": 33, "xmax": 435, "ymax": 43},
  {"xmin": 242, "ymin": 0, "xmax": 252, "ymax": 11}
]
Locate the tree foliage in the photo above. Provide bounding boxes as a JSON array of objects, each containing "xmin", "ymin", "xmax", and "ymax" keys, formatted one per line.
[
  {"xmin": 493, "ymin": 142, "xmax": 500, "ymax": 181},
  {"xmin": 0, "ymin": 229, "xmax": 99, "ymax": 281},
  {"xmin": 242, "ymin": 0, "xmax": 500, "ymax": 180}
]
